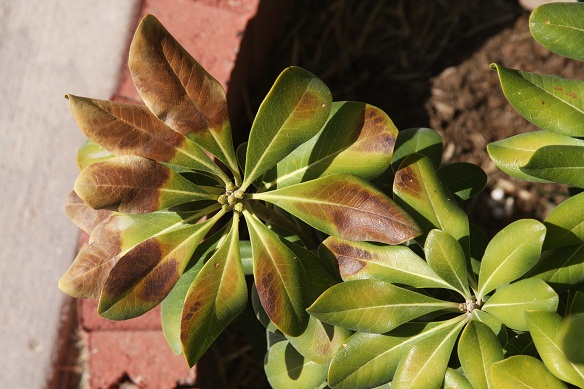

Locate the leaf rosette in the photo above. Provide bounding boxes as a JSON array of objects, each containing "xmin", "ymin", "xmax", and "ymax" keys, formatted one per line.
[{"xmin": 60, "ymin": 14, "xmax": 420, "ymax": 367}]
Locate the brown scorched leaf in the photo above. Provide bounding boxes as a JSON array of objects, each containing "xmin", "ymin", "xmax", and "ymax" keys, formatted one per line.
[
  {"xmin": 74, "ymin": 155, "xmax": 213, "ymax": 213},
  {"xmin": 98, "ymin": 210, "xmax": 225, "ymax": 320},
  {"xmin": 65, "ymin": 190, "xmax": 113, "ymax": 234},
  {"xmin": 128, "ymin": 15, "xmax": 239, "ymax": 178},
  {"xmin": 66, "ymin": 95, "xmax": 227, "ymax": 180},
  {"xmin": 255, "ymin": 174, "xmax": 421, "ymax": 245}
]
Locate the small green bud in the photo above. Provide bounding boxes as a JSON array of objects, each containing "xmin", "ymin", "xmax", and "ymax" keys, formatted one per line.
[
  {"xmin": 227, "ymin": 195, "xmax": 237, "ymax": 206},
  {"xmin": 226, "ymin": 182, "xmax": 236, "ymax": 192},
  {"xmin": 218, "ymin": 194, "xmax": 228, "ymax": 205},
  {"xmin": 233, "ymin": 203, "xmax": 244, "ymax": 213},
  {"xmin": 234, "ymin": 190, "xmax": 244, "ymax": 199}
]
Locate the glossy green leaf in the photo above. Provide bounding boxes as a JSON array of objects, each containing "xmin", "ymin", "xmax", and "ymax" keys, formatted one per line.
[
  {"xmin": 483, "ymin": 278, "xmax": 558, "ymax": 331},
  {"xmin": 321, "ymin": 236, "xmax": 449, "ymax": 289},
  {"xmin": 393, "ymin": 154, "xmax": 469, "ymax": 251},
  {"xmin": 530, "ymin": 2, "xmax": 584, "ymax": 62},
  {"xmin": 529, "ymin": 243, "xmax": 584, "ymax": 289},
  {"xmin": 77, "ymin": 138, "xmax": 114, "ymax": 171},
  {"xmin": 181, "ymin": 216, "xmax": 247, "ymax": 366},
  {"xmin": 327, "ymin": 318, "xmax": 464, "ymax": 389},
  {"xmin": 491, "ymin": 64, "xmax": 584, "ymax": 137},
  {"xmin": 245, "ymin": 212, "xmax": 309, "ymax": 336},
  {"xmin": 97, "ymin": 210, "xmax": 224, "ymax": 319},
  {"xmin": 487, "ymin": 131, "xmax": 584, "ymax": 182},
  {"xmin": 559, "ymin": 313, "xmax": 584, "ymax": 364},
  {"xmin": 477, "ymin": 219, "xmax": 546, "ymax": 300},
  {"xmin": 308, "ymin": 279, "xmax": 459, "ymax": 333},
  {"xmin": 74, "ymin": 156, "xmax": 214, "ymax": 213},
  {"xmin": 65, "ymin": 190, "xmax": 113, "ymax": 234},
  {"xmin": 243, "ymin": 67, "xmax": 332, "ymax": 188},
  {"xmin": 444, "ymin": 368, "xmax": 473, "ymax": 389},
  {"xmin": 525, "ymin": 310, "xmax": 584, "ymax": 387},
  {"xmin": 458, "ymin": 321, "xmax": 504, "ymax": 389},
  {"xmin": 439, "ymin": 162, "xmax": 487, "ymax": 202},
  {"xmin": 281, "ymin": 239, "xmax": 348, "ymax": 364},
  {"xmin": 425, "ymin": 229, "xmax": 472, "ymax": 298},
  {"xmin": 491, "ymin": 355, "xmax": 568, "ymax": 389},
  {"xmin": 391, "ymin": 127, "xmax": 443, "ymax": 173},
  {"xmin": 392, "ymin": 319, "xmax": 466, "ymax": 389},
  {"xmin": 471, "ymin": 310, "xmax": 508, "ymax": 348},
  {"xmin": 255, "ymin": 174, "xmax": 421, "ymax": 245},
  {"xmin": 544, "ymin": 192, "xmax": 584, "ymax": 250},
  {"xmin": 66, "ymin": 95, "xmax": 228, "ymax": 182},
  {"xmin": 161, "ymin": 225, "xmax": 228, "ymax": 355},
  {"xmin": 568, "ymin": 290, "xmax": 584, "ymax": 315},
  {"xmin": 259, "ymin": 101, "xmax": 397, "ymax": 191},
  {"xmin": 264, "ymin": 340, "xmax": 328, "ymax": 389},
  {"xmin": 128, "ymin": 15, "xmax": 239, "ymax": 179},
  {"xmin": 521, "ymin": 145, "xmax": 584, "ymax": 188}
]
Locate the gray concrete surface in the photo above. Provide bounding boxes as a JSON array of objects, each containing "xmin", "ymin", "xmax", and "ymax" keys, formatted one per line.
[{"xmin": 0, "ymin": 1, "xmax": 138, "ymax": 387}]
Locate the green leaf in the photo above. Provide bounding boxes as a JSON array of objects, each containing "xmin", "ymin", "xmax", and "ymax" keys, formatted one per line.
[
  {"xmin": 568, "ymin": 290, "xmax": 584, "ymax": 315},
  {"xmin": 530, "ymin": 2, "xmax": 584, "ymax": 62},
  {"xmin": 327, "ymin": 318, "xmax": 464, "ymax": 389},
  {"xmin": 529, "ymin": 243, "xmax": 584, "ymax": 289},
  {"xmin": 97, "ymin": 210, "xmax": 224, "ymax": 319},
  {"xmin": 491, "ymin": 355, "xmax": 568, "ymax": 389},
  {"xmin": 393, "ymin": 154, "xmax": 469, "ymax": 251},
  {"xmin": 181, "ymin": 216, "xmax": 247, "ymax": 366},
  {"xmin": 544, "ymin": 192, "xmax": 584, "ymax": 250},
  {"xmin": 245, "ymin": 212, "xmax": 309, "ymax": 336},
  {"xmin": 65, "ymin": 190, "xmax": 113, "ymax": 234},
  {"xmin": 444, "ymin": 368, "xmax": 473, "ymax": 389},
  {"xmin": 128, "ymin": 15, "xmax": 239, "ymax": 179},
  {"xmin": 287, "ymin": 316, "xmax": 350, "ymax": 365},
  {"xmin": 321, "ymin": 236, "xmax": 450, "ymax": 289},
  {"xmin": 255, "ymin": 174, "xmax": 421, "ymax": 245},
  {"xmin": 391, "ymin": 319, "xmax": 467, "ymax": 389},
  {"xmin": 307, "ymin": 279, "xmax": 459, "ymax": 333},
  {"xmin": 264, "ymin": 340, "xmax": 328, "ymax": 389},
  {"xmin": 525, "ymin": 310, "xmax": 584, "ymax": 387},
  {"xmin": 521, "ymin": 145, "xmax": 584, "ymax": 188},
  {"xmin": 458, "ymin": 321, "xmax": 504, "ymax": 389},
  {"xmin": 161, "ymin": 225, "xmax": 228, "ymax": 355},
  {"xmin": 483, "ymin": 278, "xmax": 559, "ymax": 331},
  {"xmin": 487, "ymin": 131, "xmax": 584, "ymax": 182},
  {"xmin": 66, "ymin": 95, "xmax": 228, "ymax": 182},
  {"xmin": 243, "ymin": 67, "xmax": 332, "ymax": 188},
  {"xmin": 491, "ymin": 64, "xmax": 584, "ymax": 137},
  {"xmin": 76, "ymin": 138, "xmax": 114, "ymax": 171},
  {"xmin": 504, "ymin": 329, "xmax": 538, "ymax": 358},
  {"xmin": 559, "ymin": 313, "xmax": 584, "ymax": 364},
  {"xmin": 259, "ymin": 101, "xmax": 397, "ymax": 191},
  {"xmin": 439, "ymin": 162, "xmax": 487, "ymax": 202},
  {"xmin": 391, "ymin": 127, "xmax": 443, "ymax": 173},
  {"xmin": 477, "ymin": 219, "xmax": 546, "ymax": 300},
  {"xmin": 425, "ymin": 229, "xmax": 472, "ymax": 298},
  {"xmin": 471, "ymin": 310, "xmax": 508, "ymax": 348},
  {"xmin": 74, "ymin": 156, "xmax": 215, "ymax": 213}
]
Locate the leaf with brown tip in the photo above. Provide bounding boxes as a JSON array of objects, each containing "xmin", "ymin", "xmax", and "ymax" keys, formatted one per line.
[
  {"xmin": 98, "ymin": 210, "xmax": 225, "ymax": 320},
  {"xmin": 129, "ymin": 15, "xmax": 239, "ymax": 178},
  {"xmin": 59, "ymin": 209, "xmax": 214, "ymax": 299},
  {"xmin": 181, "ymin": 215, "xmax": 247, "ymax": 366},
  {"xmin": 255, "ymin": 174, "xmax": 421, "ymax": 244},
  {"xmin": 65, "ymin": 190, "xmax": 113, "ymax": 234},
  {"xmin": 67, "ymin": 95, "xmax": 227, "ymax": 180},
  {"xmin": 245, "ymin": 212, "xmax": 309, "ymax": 336},
  {"xmin": 74, "ymin": 155, "xmax": 214, "ymax": 213}
]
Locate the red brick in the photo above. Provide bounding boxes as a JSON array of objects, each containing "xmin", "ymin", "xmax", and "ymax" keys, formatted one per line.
[
  {"xmin": 116, "ymin": 0, "xmax": 260, "ymax": 101},
  {"xmin": 79, "ymin": 299, "xmax": 162, "ymax": 332},
  {"xmin": 86, "ymin": 330, "xmax": 196, "ymax": 388}
]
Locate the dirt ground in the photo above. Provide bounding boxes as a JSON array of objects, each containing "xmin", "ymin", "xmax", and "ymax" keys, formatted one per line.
[{"xmin": 219, "ymin": 1, "xmax": 584, "ymax": 387}]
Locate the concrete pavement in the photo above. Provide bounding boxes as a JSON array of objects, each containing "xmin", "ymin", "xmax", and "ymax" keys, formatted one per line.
[{"xmin": 0, "ymin": 1, "xmax": 139, "ymax": 387}]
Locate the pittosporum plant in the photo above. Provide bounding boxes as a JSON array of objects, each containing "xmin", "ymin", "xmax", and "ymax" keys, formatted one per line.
[
  {"xmin": 59, "ymin": 14, "xmax": 421, "ymax": 367},
  {"xmin": 59, "ymin": 5, "xmax": 584, "ymax": 388}
]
